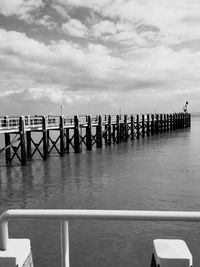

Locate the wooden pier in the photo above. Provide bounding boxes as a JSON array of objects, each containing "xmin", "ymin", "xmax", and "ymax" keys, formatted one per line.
[{"xmin": 0, "ymin": 113, "xmax": 191, "ymax": 165}]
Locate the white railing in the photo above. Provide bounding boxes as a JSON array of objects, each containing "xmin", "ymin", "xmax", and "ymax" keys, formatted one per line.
[{"xmin": 0, "ymin": 209, "xmax": 200, "ymax": 267}]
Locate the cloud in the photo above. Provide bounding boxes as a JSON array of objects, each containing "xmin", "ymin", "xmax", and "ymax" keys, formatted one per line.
[
  {"xmin": 1, "ymin": 27, "xmax": 200, "ymax": 99},
  {"xmin": 52, "ymin": 3, "xmax": 70, "ymax": 19},
  {"xmin": 0, "ymin": 0, "xmax": 43, "ymax": 16},
  {"xmin": 92, "ymin": 20, "xmax": 117, "ymax": 37},
  {"xmin": 62, "ymin": 19, "xmax": 89, "ymax": 38}
]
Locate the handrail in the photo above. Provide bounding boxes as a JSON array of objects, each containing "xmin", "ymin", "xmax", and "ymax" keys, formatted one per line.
[
  {"xmin": 1, "ymin": 209, "xmax": 200, "ymax": 267},
  {"xmin": 0, "ymin": 113, "xmax": 188, "ymax": 129}
]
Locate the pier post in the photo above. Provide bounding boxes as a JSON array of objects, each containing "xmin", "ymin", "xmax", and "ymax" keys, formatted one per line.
[
  {"xmin": 96, "ymin": 115, "xmax": 102, "ymax": 148},
  {"xmin": 163, "ymin": 114, "xmax": 166, "ymax": 132},
  {"xmin": 151, "ymin": 114, "xmax": 155, "ymax": 136},
  {"xmin": 160, "ymin": 114, "xmax": 163, "ymax": 133},
  {"xmin": 4, "ymin": 133, "xmax": 11, "ymax": 164},
  {"xmin": 170, "ymin": 114, "xmax": 173, "ymax": 131},
  {"xmin": 124, "ymin": 115, "xmax": 128, "ymax": 142},
  {"xmin": 142, "ymin": 114, "xmax": 145, "ymax": 138},
  {"xmin": 130, "ymin": 115, "xmax": 134, "ymax": 140},
  {"xmin": 155, "ymin": 114, "xmax": 159, "ymax": 134},
  {"xmin": 187, "ymin": 113, "xmax": 190, "ymax": 127},
  {"xmin": 26, "ymin": 131, "xmax": 32, "ymax": 159},
  {"xmin": 116, "ymin": 115, "xmax": 120, "ymax": 144},
  {"xmin": 188, "ymin": 113, "xmax": 191, "ymax": 127},
  {"xmin": 74, "ymin": 116, "xmax": 81, "ymax": 153},
  {"xmin": 184, "ymin": 113, "xmax": 187, "ymax": 127},
  {"xmin": 136, "ymin": 115, "xmax": 140, "ymax": 139},
  {"xmin": 177, "ymin": 113, "xmax": 179, "ymax": 129},
  {"xmin": 112, "ymin": 121, "xmax": 116, "ymax": 143},
  {"xmin": 107, "ymin": 115, "xmax": 112, "ymax": 145},
  {"xmin": 19, "ymin": 116, "xmax": 27, "ymax": 166},
  {"xmin": 60, "ymin": 115, "xmax": 65, "ymax": 156},
  {"xmin": 86, "ymin": 115, "xmax": 92, "ymax": 150},
  {"xmin": 173, "ymin": 114, "xmax": 177, "ymax": 130},
  {"xmin": 182, "ymin": 113, "xmax": 184, "ymax": 128},
  {"xmin": 166, "ymin": 114, "xmax": 169, "ymax": 132},
  {"xmin": 65, "ymin": 128, "xmax": 70, "ymax": 152},
  {"xmin": 146, "ymin": 114, "xmax": 150, "ymax": 137},
  {"xmin": 42, "ymin": 116, "xmax": 48, "ymax": 160}
]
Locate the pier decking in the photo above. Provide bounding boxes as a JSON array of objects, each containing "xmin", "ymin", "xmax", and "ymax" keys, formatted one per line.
[{"xmin": 0, "ymin": 113, "xmax": 191, "ymax": 165}]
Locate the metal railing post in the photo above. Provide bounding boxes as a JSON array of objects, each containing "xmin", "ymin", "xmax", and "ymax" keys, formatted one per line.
[
  {"xmin": 0, "ymin": 213, "xmax": 9, "ymax": 251},
  {"xmin": 60, "ymin": 220, "xmax": 70, "ymax": 267}
]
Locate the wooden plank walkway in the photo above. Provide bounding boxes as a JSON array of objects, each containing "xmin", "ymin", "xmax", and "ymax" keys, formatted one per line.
[{"xmin": 0, "ymin": 113, "xmax": 191, "ymax": 165}]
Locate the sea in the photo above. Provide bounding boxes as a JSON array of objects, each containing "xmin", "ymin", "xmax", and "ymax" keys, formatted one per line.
[{"xmin": 0, "ymin": 113, "xmax": 200, "ymax": 267}]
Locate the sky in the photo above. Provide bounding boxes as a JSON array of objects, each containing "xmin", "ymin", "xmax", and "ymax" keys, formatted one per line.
[{"xmin": 0, "ymin": 0, "xmax": 199, "ymax": 116}]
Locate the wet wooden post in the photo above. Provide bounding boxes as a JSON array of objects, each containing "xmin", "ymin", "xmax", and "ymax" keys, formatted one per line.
[
  {"xmin": 182, "ymin": 113, "xmax": 184, "ymax": 128},
  {"xmin": 177, "ymin": 113, "xmax": 179, "ymax": 129},
  {"xmin": 142, "ymin": 114, "xmax": 145, "ymax": 138},
  {"xmin": 60, "ymin": 115, "xmax": 65, "ymax": 156},
  {"xmin": 155, "ymin": 114, "xmax": 159, "ymax": 134},
  {"xmin": 185, "ymin": 113, "xmax": 188, "ymax": 127},
  {"xmin": 189, "ymin": 113, "xmax": 191, "ymax": 127},
  {"xmin": 4, "ymin": 133, "xmax": 11, "ymax": 164},
  {"xmin": 187, "ymin": 113, "xmax": 190, "ymax": 127},
  {"xmin": 26, "ymin": 131, "xmax": 32, "ymax": 159},
  {"xmin": 163, "ymin": 114, "xmax": 166, "ymax": 132},
  {"xmin": 146, "ymin": 114, "xmax": 150, "ymax": 137},
  {"xmin": 166, "ymin": 114, "xmax": 169, "ymax": 132},
  {"xmin": 74, "ymin": 115, "xmax": 81, "ymax": 153},
  {"xmin": 65, "ymin": 128, "xmax": 70, "ymax": 152},
  {"xmin": 86, "ymin": 115, "xmax": 92, "ymax": 150},
  {"xmin": 104, "ymin": 116, "xmax": 108, "ymax": 145},
  {"xmin": 124, "ymin": 115, "xmax": 128, "ymax": 142},
  {"xmin": 180, "ymin": 113, "xmax": 182, "ymax": 128},
  {"xmin": 120, "ymin": 122, "xmax": 124, "ymax": 141},
  {"xmin": 183, "ymin": 113, "xmax": 186, "ymax": 127},
  {"xmin": 19, "ymin": 116, "xmax": 27, "ymax": 166},
  {"xmin": 42, "ymin": 116, "xmax": 48, "ymax": 160},
  {"xmin": 96, "ymin": 115, "xmax": 102, "ymax": 148},
  {"xmin": 160, "ymin": 114, "xmax": 163, "ymax": 133},
  {"xmin": 173, "ymin": 114, "xmax": 176, "ymax": 130},
  {"xmin": 107, "ymin": 115, "xmax": 112, "ymax": 145},
  {"xmin": 47, "ymin": 130, "xmax": 50, "ymax": 151},
  {"xmin": 130, "ymin": 115, "xmax": 134, "ymax": 140},
  {"xmin": 151, "ymin": 114, "xmax": 155, "ymax": 136},
  {"xmin": 26, "ymin": 117, "xmax": 31, "ymax": 155},
  {"xmin": 170, "ymin": 114, "xmax": 173, "ymax": 131},
  {"xmin": 112, "ymin": 119, "xmax": 116, "ymax": 143},
  {"xmin": 176, "ymin": 113, "xmax": 178, "ymax": 129},
  {"xmin": 179, "ymin": 113, "xmax": 181, "ymax": 128},
  {"xmin": 136, "ymin": 115, "xmax": 140, "ymax": 139},
  {"xmin": 116, "ymin": 115, "xmax": 120, "ymax": 144},
  {"xmin": 180, "ymin": 113, "xmax": 183, "ymax": 128}
]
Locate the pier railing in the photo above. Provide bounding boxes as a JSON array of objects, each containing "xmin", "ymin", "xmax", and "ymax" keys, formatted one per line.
[
  {"xmin": 0, "ymin": 113, "xmax": 191, "ymax": 130},
  {"xmin": 0, "ymin": 209, "xmax": 199, "ymax": 267}
]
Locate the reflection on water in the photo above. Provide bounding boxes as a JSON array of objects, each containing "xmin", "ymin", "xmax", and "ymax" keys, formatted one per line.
[{"xmin": 0, "ymin": 118, "xmax": 200, "ymax": 267}]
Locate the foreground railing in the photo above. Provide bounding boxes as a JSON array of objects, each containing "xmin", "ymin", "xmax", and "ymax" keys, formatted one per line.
[{"xmin": 0, "ymin": 209, "xmax": 200, "ymax": 267}]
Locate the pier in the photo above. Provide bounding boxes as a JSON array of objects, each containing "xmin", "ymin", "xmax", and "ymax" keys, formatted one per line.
[{"xmin": 0, "ymin": 112, "xmax": 191, "ymax": 165}]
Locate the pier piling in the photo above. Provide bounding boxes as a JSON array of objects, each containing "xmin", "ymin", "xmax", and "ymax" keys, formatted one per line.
[{"xmin": 19, "ymin": 116, "xmax": 27, "ymax": 166}]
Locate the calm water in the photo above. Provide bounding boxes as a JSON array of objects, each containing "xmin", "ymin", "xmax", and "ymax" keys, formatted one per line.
[{"xmin": 1, "ymin": 115, "xmax": 200, "ymax": 267}]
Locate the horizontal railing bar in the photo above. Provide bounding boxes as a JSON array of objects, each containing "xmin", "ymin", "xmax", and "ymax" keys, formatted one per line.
[{"xmin": 2, "ymin": 209, "xmax": 200, "ymax": 220}]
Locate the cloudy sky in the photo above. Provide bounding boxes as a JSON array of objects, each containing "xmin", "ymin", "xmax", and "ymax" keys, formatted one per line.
[{"xmin": 0, "ymin": 0, "xmax": 199, "ymax": 116}]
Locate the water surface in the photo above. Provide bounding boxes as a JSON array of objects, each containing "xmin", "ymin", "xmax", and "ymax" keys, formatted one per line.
[{"xmin": 0, "ymin": 116, "xmax": 200, "ymax": 267}]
